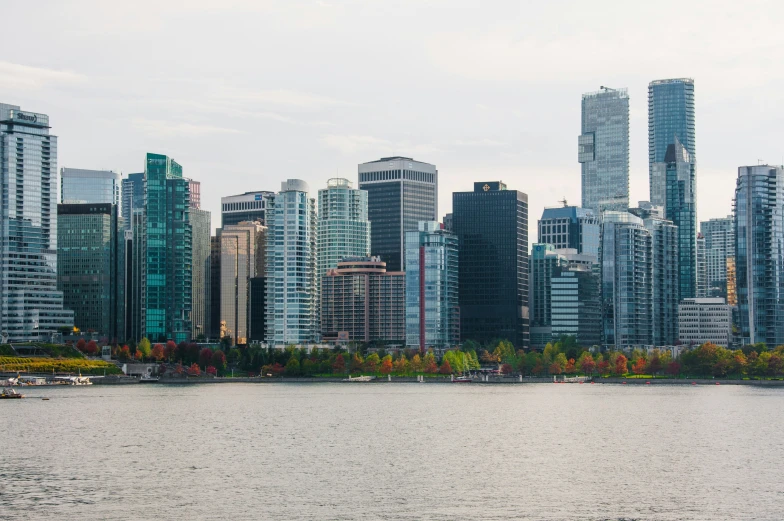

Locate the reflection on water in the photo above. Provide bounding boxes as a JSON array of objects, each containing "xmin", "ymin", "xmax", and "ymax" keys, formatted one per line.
[{"xmin": 1, "ymin": 383, "xmax": 783, "ymax": 520}]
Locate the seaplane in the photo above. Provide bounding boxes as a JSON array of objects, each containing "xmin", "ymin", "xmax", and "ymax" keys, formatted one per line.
[
  {"xmin": 53, "ymin": 373, "xmax": 100, "ymax": 385},
  {"xmin": 1, "ymin": 374, "xmax": 19, "ymax": 386}
]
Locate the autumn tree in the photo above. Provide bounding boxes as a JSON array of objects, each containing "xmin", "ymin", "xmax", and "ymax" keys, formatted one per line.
[
  {"xmin": 188, "ymin": 363, "xmax": 201, "ymax": 376},
  {"xmin": 665, "ymin": 361, "xmax": 681, "ymax": 377},
  {"xmin": 439, "ymin": 359, "xmax": 453, "ymax": 374},
  {"xmin": 212, "ymin": 350, "xmax": 227, "ymax": 374},
  {"xmin": 648, "ymin": 353, "xmax": 662, "ymax": 375},
  {"xmin": 410, "ymin": 354, "xmax": 423, "ymax": 373},
  {"xmin": 364, "ymin": 353, "xmax": 380, "ymax": 373},
  {"xmin": 151, "ymin": 343, "xmax": 165, "ymax": 361},
  {"xmin": 76, "ymin": 338, "xmax": 87, "ymax": 353},
  {"xmin": 165, "ymin": 340, "xmax": 177, "ymax": 361},
  {"xmin": 423, "ymin": 352, "xmax": 438, "ymax": 374},
  {"xmin": 501, "ymin": 363, "xmax": 513, "ymax": 375},
  {"xmin": 578, "ymin": 353, "xmax": 596, "ymax": 375},
  {"xmin": 598, "ymin": 359, "xmax": 611, "ymax": 376},
  {"xmin": 380, "ymin": 355, "xmax": 393, "ymax": 374},
  {"xmin": 332, "ymin": 353, "xmax": 346, "ymax": 373},
  {"xmin": 120, "ymin": 345, "xmax": 131, "ymax": 360},
  {"xmin": 564, "ymin": 358, "xmax": 576, "ymax": 374},
  {"xmin": 549, "ymin": 362, "xmax": 562, "ymax": 375},
  {"xmin": 350, "ymin": 353, "xmax": 364, "ymax": 373},
  {"xmin": 199, "ymin": 348, "xmax": 213, "ymax": 368},
  {"xmin": 206, "ymin": 366, "xmax": 217, "ymax": 376},
  {"xmin": 85, "ymin": 340, "xmax": 98, "ymax": 355},
  {"xmin": 137, "ymin": 338, "xmax": 152, "ymax": 361},
  {"xmin": 614, "ymin": 354, "xmax": 629, "ymax": 376},
  {"xmin": 393, "ymin": 354, "xmax": 409, "ymax": 374},
  {"xmin": 632, "ymin": 357, "xmax": 647, "ymax": 375}
]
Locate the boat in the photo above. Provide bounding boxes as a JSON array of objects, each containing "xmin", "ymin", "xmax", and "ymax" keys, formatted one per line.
[
  {"xmin": 343, "ymin": 375, "xmax": 375, "ymax": 382},
  {"xmin": 452, "ymin": 376, "xmax": 472, "ymax": 383},
  {"xmin": 139, "ymin": 373, "xmax": 160, "ymax": 383},
  {"xmin": 1, "ymin": 388, "xmax": 24, "ymax": 399}
]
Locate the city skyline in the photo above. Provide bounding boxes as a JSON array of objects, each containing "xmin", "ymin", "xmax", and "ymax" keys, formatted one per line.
[{"xmin": 4, "ymin": 2, "xmax": 783, "ymax": 242}]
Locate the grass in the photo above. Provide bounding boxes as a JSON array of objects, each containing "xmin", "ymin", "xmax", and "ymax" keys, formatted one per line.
[{"xmin": 0, "ymin": 356, "xmax": 121, "ymax": 375}]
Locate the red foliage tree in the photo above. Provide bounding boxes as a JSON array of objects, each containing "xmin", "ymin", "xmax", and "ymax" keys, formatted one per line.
[
  {"xmin": 85, "ymin": 340, "xmax": 98, "ymax": 355},
  {"xmin": 614, "ymin": 354, "xmax": 629, "ymax": 376},
  {"xmin": 206, "ymin": 366, "xmax": 217, "ymax": 376},
  {"xmin": 632, "ymin": 357, "xmax": 647, "ymax": 375},
  {"xmin": 648, "ymin": 355, "xmax": 662, "ymax": 375},
  {"xmin": 549, "ymin": 362, "xmax": 562, "ymax": 375},
  {"xmin": 580, "ymin": 355, "xmax": 596, "ymax": 375},
  {"xmin": 164, "ymin": 341, "xmax": 177, "ymax": 361},
  {"xmin": 564, "ymin": 358, "xmax": 576, "ymax": 374},
  {"xmin": 188, "ymin": 363, "xmax": 201, "ymax": 376},
  {"xmin": 151, "ymin": 344, "xmax": 165, "ymax": 361},
  {"xmin": 501, "ymin": 363, "xmax": 513, "ymax": 375},
  {"xmin": 332, "ymin": 354, "xmax": 346, "ymax": 373},
  {"xmin": 380, "ymin": 357, "xmax": 393, "ymax": 375},
  {"xmin": 198, "ymin": 348, "xmax": 213, "ymax": 368},
  {"xmin": 212, "ymin": 350, "xmax": 227, "ymax": 373},
  {"xmin": 134, "ymin": 350, "xmax": 143, "ymax": 361},
  {"xmin": 76, "ymin": 338, "xmax": 87, "ymax": 352},
  {"xmin": 158, "ymin": 364, "xmax": 167, "ymax": 375},
  {"xmin": 597, "ymin": 360, "xmax": 611, "ymax": 375},
  {"xmin": 424, "ymin": 357, "xmax": 438, "ymax": 374},
  {"xmin": 439, "ymin": 359, "xmax": 453, "ymax": 374},
  {"xmin": 665, "ymin": 361, "xmax": 681, "ymax": 377},
  {"xmin": 120, "ymin": 345, "xmax": 131, "ymax": 360}
]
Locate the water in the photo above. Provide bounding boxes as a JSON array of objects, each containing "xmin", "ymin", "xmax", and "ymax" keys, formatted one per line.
[{"xmin": 1, "ymin": 383, "xmax": 783, "ymax": 520}]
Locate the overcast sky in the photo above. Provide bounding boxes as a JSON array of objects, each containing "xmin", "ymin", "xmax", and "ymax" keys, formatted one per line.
[{"xmin": 3, "ymin": 0, "xmax": 783, "ymax": 238}]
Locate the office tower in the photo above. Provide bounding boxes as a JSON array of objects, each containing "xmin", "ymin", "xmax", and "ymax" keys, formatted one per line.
[
  {"xmin": 648, "ymin": 78, "xmax": 696, "ymax": 181},
  {"xmin": 125, "ymin": 211, "xmax": 144, "ymax": 341},
  {"xmin": 317, "ymin": 178, "xmax": 370, "ymax": 278},
  {"xmin": 537, "ymin": 203, "xmax": 600, "ymax": 258},
  {"xmin": 190, "ymin": 202, "xmax": 211, "ymax": 341},
  {"xmin": 188, "ymin": 180, "xmax": 201, "ymax": 211},
  {"xmin": 0, "ymin": 103, "xmax": 73, "ymax": 341},
  {"xmin": 650, "ymin": 139, "xmax": 697, "ymax": 298},
  {"xmin": 696, "ymin": 233, "xmax": 707, "ymax": 298},
  {"xmin": 550, "ymin": 264, "xmax": 601, "ymax": 347},
  {"xmin": 529, "ymin": 244, "xmax": 567, "ymax": 348},
  {"xmin": 57, "ymin": 203, "xmax": 124, "ymax": 340},
  {"xmin": 644, "ymin": 216, "xmax": 679, "ymax": 346},
  {"xmin": 209, "ymin": 235, "xmax": 221, "ymax": 340},
  {"xmin": 121, "ymin": 172, "xmax": 144, "ymax": 230},
  {"xmin": 249, "ymin": 277, "xmax": 265, "ymax": 343},
  {"xmin": 405, "ymin": 222, "xmax": 459, "ymax": 351},
  {"xmin": 579, "ymin": 87, "xmax": 630, "ymax": 212},
  {"xmin": 321, "ymin": 256, "xmax": 406, "ymax": 343},
  {"xmin": 600, "ymin": 212, "xmax": 653, "ymax": 348},
  {"xmin": 734, "ymin": 165, "xmax": 784, "ymax": 345},
  {"xmin": 61, "ymin": 168, "xmax": 120, "ymax": 205},
  {"xmin": 629, "ymin": 201, "xmax": 664, "ymax": 220},
  {"xmin": 220, "ymin": 222, "xmax": 266, "ymax": 345},
  {"xmin": 265, "ymin": 180, "xmax": 317, "ymax": 345},
  {"xmin": 452, "ymin": 181, "xmax": 529, "ymax": 347},
  {"xmin": 142, "ymin": 153, "xmax": 192, "ymax": 343},
  {"xmin": 701, "ymin": 216, "xmax": 734, "ymax": 300},
  {"xmin": 358, "ymin": 156, "xmax": 438, "ymax": 272},
  {"xmin": 678, "ymin": 298, "xmax": 732, "ymax": 347},
  {"xmin": 221, "ymin": 191, "xmax": 274, "ymax": 227},
  {"xmin": 443, "ymin": 213, "xmax": 453, "ymax": 232}
]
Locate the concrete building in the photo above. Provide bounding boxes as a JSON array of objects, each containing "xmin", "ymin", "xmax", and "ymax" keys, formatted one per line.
[
  {"xmin": 678, "ymin": 298, "xmax": 732, "ymax": 347},
  {"xmin": 221, "ymin": 191, "xmax": 274, "ymax": 227},
  {"xmin": 405, "ymin": 222, "xmax": 459, "ymax": 351},
  {"xmin": 321, "ymin": 257, "xmax": 405, "ymax": 344},
  {"xmin": 537, "ymin": 203, "xmax": 600, "ymax": 258},
  {"xmin": 0, "ymin": 103, "xmax": 73, "ymax": 341},
  {"xmin": 220, "ymin": 222, "xmax": 266, "ymax": 345},
  {"xmin": 579, "ymin": 86, "xmax": 630, "ymax": 212},
  {"xmin": 358, "ymin": 156, "xmax": 437, "ymax": 272},
  {"xmin": 189, "ymin": 187, "xmax": 211, "ymax": 341},
  {"xmin": 61, "ymin": 168, "xmax": 120, "ymax": 205}
]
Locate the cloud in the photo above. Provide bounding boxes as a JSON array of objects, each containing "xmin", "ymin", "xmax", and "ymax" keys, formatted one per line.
[
  {"xmin": 218, "ymin": 88, "xmax": 356, "ymax": 109},
  {"xmin": 0, "ymin": 61, "xmax": 87, "ymax": 90},
  {"xmin": 132, "ymin": 118, "xmax": 242, "ymax": 138},
  {"xmin": 320, "ymin": 134, "xmax": 392, "ymax": 154},
  {"xmin": 453, "ymin": 138, "xmax": 506, "ymax": 147}
]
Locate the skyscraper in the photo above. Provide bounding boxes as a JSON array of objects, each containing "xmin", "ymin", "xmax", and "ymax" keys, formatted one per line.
[
  {"xmin": 358, "ymin": 157, "xmax": 437, "ymax": 272},
  {"xmin": 61, "ymin": 168, "xmax": 120, "ymax": 205},
  {"xmin": 648, "ymin": 78, "xmax": 696, "ymax": 181},
  {"xmin": 57, "ymin": 203, "xmax": 124, "ymax": 340},
  {"xmin": 644, "ymin": 216, "xmax": 679, "ymax": 346},
  {"xmin": 142, "ymin": 153, "xmax": 192, "ymax": 343},
  {"xmin": 696, "ymin": 233, "xmax": 707, "ymax": 298},
  {"xmin": 121, "ymin": 172, "xmax": 144, "ymax": 230},
  {"xmin": 550, "ymin": 264, "xmax": 601, "ymax": 347},
  {"xmin": 189, "ymin": 185, "xmax": 211, "ymax": 341},
  {"xmin": 405, "ymin": 222, "xmax": 459, "ymax": 352},
  {"xmin": 537, "ymin": 204, "xmax": 600, "ymax": 258},
  {"xmin": 579, "ymin": 87, "xmax": 630, "ymax": 212},
  {"xmin": 734, "ymin": 165, "xmax": 784, "ymax": 346},
  {"xmin": 265, "ymin": 180, "xmax": 317, "ymax": 345},
  {"xmin": 529, "ymin": 244, "xmax": 567, "ymax": 348},
  {"xmin": 220, "ymin": 222, "xmax": 266, "ymax": 345},
  {"xmin": 0, "ymin": 103, "xmax": 73, "ymax": 341},
  {"xmin": 316, "ymin": 178, "xmax": 370, "ymax": 279},
  {"xmin": 601, "ymin": 212, "xmax": 653, "ymax": 349},
  {"xmin": 221, "ymin": 191, "xmax": 273, "ymax": 227},
  {"xmin": 701, "ymin": 216, "xmax": 734, "ymax": 300},
  {"xmin": 452, "ymin": 181, "xmax": 529, "ymax": 347}
]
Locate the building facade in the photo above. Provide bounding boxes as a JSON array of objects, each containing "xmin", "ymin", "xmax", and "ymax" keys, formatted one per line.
[
  {"xmin": 452, "ymin": 182, "xmax": 529, "ymax": 347},
  {"xmin": 537, "ymin": 204, "xmax": 600, "ymax": 258},
  {"xmin": 61, "ymin": 168, "xmax": 120, "ymax": 205},
  {"xmin": 57, "ymin": 203, "xmax": 124, "ymax": 340},
  {"xmin": 734, "ymin": 165, "xmax": 784, "ymax": 346},
  {"xmin": 579, "ymin": 87, "xmax": 630, "ymax": 212},
  {"xmin": 0, "ymin": 103, "xmax": 73, "ymax": 341},
  {"xmin": 701, "ymin": 216, "xmax": 734, "ymax": 300},
  {"xmin": 209, "ymin": 235, "xmax": 221, "ymax": 340},
  {"xmin": 221, "ymin": 191, "xmax": 273, "ymax": 227},
  {"xmin": 529, "ymin": 244, "xmax": 567, "ymax": 348},
  {"xmin": 644, "ymin": 216, "xmax": 679, "ymax": 346},
  {"xmin": 551, "ymin": 265, "xmax": 601, "ymax": 347},
  {"xmin": 405, "ymin": 222, "xmax": 459, "ymax": 351},
  {"xmin": 317, "ymin": 178, "xmax": 370, "ymax": 278},
  {"xmin": 220, "ymin": 222, "xmax": 266, "ymax": 345},
  {"xmin": 358, "ymin": 157, "xmax": 437, "ymax": 272},
  {"xmin": 648, "ymin": 78, "xmax": 696, "ymax": 182},
  {"xmin": 321, "ymin": 257, "xmax": 405, "ymax": 344},
  {"xmin": 121, "ymin": 172, "xmax": 144, "ymax": 230},
  {"xmin": 190, "ymin": 207, "xmax": 211, "ymax": 340},
  {"xmin": 265, "ymin": 180, "xmax": 317, "ymax": 345},
  {"xmin": 678, "ymin": 298, "xmax": 732, "ymax": 347}
]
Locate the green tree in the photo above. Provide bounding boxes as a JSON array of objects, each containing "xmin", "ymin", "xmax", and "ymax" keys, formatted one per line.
[
  {"xmin": 284, "ymin": 357, "xmax": 300, "ymax": 376},
  {"xmin": 364, "ymin": 353, "xmax": 380, "ymax": 373},
  {"xmin": 137, "ymin": 338, "xmax": 152, "ymax": 361}
]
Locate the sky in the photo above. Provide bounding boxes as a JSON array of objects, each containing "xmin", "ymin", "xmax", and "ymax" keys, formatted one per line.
[{"xmin": 3, "ymin": 0, "xmax": 783, "ymax": 238}]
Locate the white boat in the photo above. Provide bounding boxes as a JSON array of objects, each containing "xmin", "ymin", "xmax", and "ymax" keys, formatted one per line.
[
  {"xmin": 54, "ymin": 375, "xmax": 94, "ymax": 385},
  {"xmin": 139, "ymin": 373, "xmax": 160, "ymax": 383},
  {"xmin": 343, "ymin": 375, "xmax": 375, "ymax": 382}
]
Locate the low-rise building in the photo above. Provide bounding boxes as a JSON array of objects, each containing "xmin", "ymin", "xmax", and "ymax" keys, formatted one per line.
[{"xmin": 678, "ymin": 298, "xmax": 732, "ymax": 347}]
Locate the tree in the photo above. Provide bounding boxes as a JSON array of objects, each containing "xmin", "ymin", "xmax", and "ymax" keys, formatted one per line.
[
  {"xmin": 480, "ymin": 349, "xmax": 498, "ymax": 364},
  {"xmin": 598, "ymin": 359, "xmax": 611, "ymax": 376},
  {"xmin": 665, "ymin": 361, "xmax": 681, "ymax": 377},
  {"xmin": 501, "ymin": 363, "xmax": 513, "ymax": 375},
  {"xmin": 410, "ymin": 354, "xmax": 423, "ymax": 373},
  {"xmin": 648, "ymin": 353, "xmax": 662, "ymax": 375},
  {"xmin": 188, "ymin": 363, "xmax": 201, "ymax": 376},
  {"xmin": 85, "ymin": 340, "xmax": 99, "ymax": 355},
  {"xmin": 614, "ymin": 354, "xmax": 629, "ymax": 376},
  {"xmin": 549, "ymin": 362, "xmax": 562, "ymax": 375},
  {"xmin": 564, "ymin": 358, "xmax": 576, "ymax": 374},
  {"xmin": 165, "ymin": 340, "xmax": 177, "ymax": 361},
  {"xmin": 332, "ymin": 354, "xmax": 346, "ymax": 373},
  {"xmin": 439, "ymin": 359, "xmax": 453, "ymax": 374},
  {"xmin": 380, "ymin": 355, "xmax": 393, "ymax": 374},
  {"xmin": 206, "ymin": 366, "xmax": 217, "ymax": 376},
  {"xmin": 120, "ymin": 345, "xmax": 131, "ymax": 360},
  {"xmin": 423, "ymin": 352, "xmax": 438, "ymax": 373},
  {"xmin": 137, "ymin": 338, "xmax": 152, "ymax": 361},
  {"xmin": 393, "ymin": 354, "xmax": 409, "ymax": 375},
  {"xmin": 151, "ymin": 343, "xmax": 165, "ymax": 361},
  {"xmin": 364, "ymin": 353, "xmax": 380, "ymax": 373},
  {"xmin": 76, "ymin": 338, "xmax": 87, "ymax": 353},
  {"xmin": 578, "ymin": 353, "xmax": 596, "ymax": 375},
  {"xmin": 350, "ymin": 353, "xmax": 364, "ymax": 373},
  {"xmin": 284, "ymin": 357, "xmax": 300, "ymax": 376},
  {"xmin": 632, "ymin": 357, "xmax": 647, "ymax": 375},
  {"xmin": 554, "ymin": 353, "xmax": 568, "ymax": 373},
  {"xmin": 212, "ymin": 350, "xmax": 227, "ymax": 374},
  {"xmin": 199, "ymin": 348, "xmax": 213, "ymax": 368}
]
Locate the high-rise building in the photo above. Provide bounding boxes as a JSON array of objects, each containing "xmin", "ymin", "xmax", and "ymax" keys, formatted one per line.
[
  {"xmin": 220, "ymin": 222, "xmax": 266, "ymax": 345},
  {"xmin": 249, "ymin": 277, "xmax": 266, "ymax": 343},
  {"xmin": 644, "ymin": 216, "xmax": 679, "ymax": 346},
  {"xmin": 648, "ymin": 78, "xmax": 696, "ymax": 182},
  {"xmin": 537, "ymin": 204, "xmax": 600, "ymax": 258},
  {"xmin": 61, "ymin": 168, "xmax": 120, "ymax": 205},
  {"xmin": 579, "ymin": 87, "xmax": 630, "ymax": 212},
  {"xmin": 121, "ymin": 172, "xmax": 144, "ymax": 230},
  {"xmin": 190, "ymin": 202, "xmax": 211, "ymax": 341},
  {"xmin": 696, "ymin": 233, "xmax": 707, "ymax": 298},
  {"xmin": 209, "ymin": 235, "xmax": 221, "ymax": 340},
  {"xmin": 0, "ymin": 103, "xmax": 73, "ymax": 341},
  {"xmin": 601, "ymin": 212, "xmax": 653, "ymax": 349},
  {"xmin": 529, "ymin": 244, "xmax": 567, "ymax": 348},
  {"xmin": 443, "ymin": 213, "xmax": 453, "ymax": 232},
  {"xmin": 726, "ymin": 257, "xmax": 737, "ymax": 307},
  {"xmin": 701, "ymin": 216, "xmax": 734, "ymax": 300},
  {"xmin": 317, "ymin": 178, "xmax": 370, "ymax": 279},
  {"xmin": 265, "ymin": 180, "xmax": 317, "ymax": 346},
  {"xmin": 57, "ymin": 203, "xmax": 124, "ymax": 340},
  {"xmin": 358, "ymin": 156, "xmax": 438, "ymax": 272},
  {"xmin": 678, "ymin": 298, "xmax": 732, "ymax": 347},
  {"xmin": 221, "ymin": 191, "xmax": 273, "ymax": 227},
  {"xmin": 452, "ymin": 181, "xmax": 529, "ymax": 347},
  {"xmin": 321, "ymin": 257, "xmax": 406, "ymax": 344},
  {"xmin": 125, "ymin": 211, "xmax": 144, "ymax": 341},
  {"xmin": 734, "ymin": 165, "xmax": 784, "ymax": 346},
  {"xmin": 551, "ymin": 264, "xmax": 601, "ymax": 347},
  {"xmin": 650, "ymin": 139, "xmax": 697, "ymax": 299},
  {"xmin": 405, "ymin": 222, "xmax": 459, "ymax": 351},
  {"xmin": 141, "ymin": 153, "xmax": 192, "ymax": 343}
]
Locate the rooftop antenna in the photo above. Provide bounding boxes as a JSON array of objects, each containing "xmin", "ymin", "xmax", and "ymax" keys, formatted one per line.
[{"xmin": 559, "ymin": 197, "xmax": 568, "ymax": 207}]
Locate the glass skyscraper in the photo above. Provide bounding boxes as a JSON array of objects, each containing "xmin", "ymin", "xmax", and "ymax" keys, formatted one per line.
[
  {"xmin": 358, "ymin": 157, "xmax": 437, "ymax": 272},
  {"xmin": 452, "ymin": 181, "xmax": 529, "ymax": 347},
  {"xmin": 121, "ymin": 172, "xmax": 144, "ymax": 231},
  {"xmin": 529, "ymin": 244, "xmax": 567, "ymax": 348},
  {"xmin": 648, "ymin": 78, "xmax": 696, "ymax": 183},
  {"xmin": 142, "ymin": 153, "xmax": 192, "ymax": 343},
  {"xmin": 550, "ymin": 265, "xmax": 601, "ymax": 347},
  {"xmin": 537, "ymin": 204, "xmax": 600, "ymax": 258},
  {"xmin": 734, "ymin": 165, "xmax": 784, "ymax": 346},
  {"xmin": 0, "ymin": 103, "xmax": 73, "ymax": 341},
  {"xmin": 405, "ymin": 221, "xmax": 459, "ymax": 352},
  {"xmin": 701, "ymin": 216, "xmax": 734, "ymax": 300},
  {"xmin": 265, "ymin": 180, "xmax": 317, "ymax": 345},
  {"xmin": 189, "ymin": 199, "xmax": 211, "ymax": 341},
  {"xmin": 316, "ymin": 178, "xmax": 370, "ymax": 278},
  {"xmin": 644, "ymin": 216, "xmax": 679, "ymax": 346},
  {"xmin": 579, "ymin": 87, "xmax": 629, "ymax": 212},
  {"xmin": 61, "ymin": 168, "xmax": 120, "ymax": 205}
]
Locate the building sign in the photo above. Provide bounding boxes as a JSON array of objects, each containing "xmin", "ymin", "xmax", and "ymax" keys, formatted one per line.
[
  {"xmin": 9, "ymin": 110, "xmax": 48, "ymax": 127},
  {"xmin": 254, "ymin": 194, "xmax": 264, "ymax": 201}
]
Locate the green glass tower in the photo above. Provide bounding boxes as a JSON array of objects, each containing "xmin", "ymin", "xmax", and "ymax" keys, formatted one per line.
[{"xmin": 143, "ymin": 153, "xmax": 192, "ymax": 343}]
